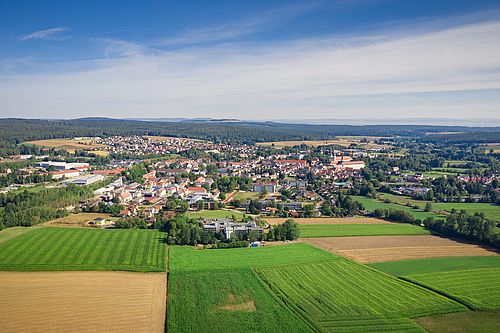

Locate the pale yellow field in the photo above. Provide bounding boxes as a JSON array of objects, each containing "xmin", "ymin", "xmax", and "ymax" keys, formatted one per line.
[
  {"xmin": 145, "ymin": 135, "xmax": 206, "ymax": 143},
  {"xmin": 305, "ymin": 235, "xmax": 499, "ymax": 263},
  {"xmin": 0, "ymin": 271, "xmax": 166, "ymax": 333},
  {"xmin": 265, "ymin": 217, "xmax": 390, "ymax": 225},
  {"xmin": 43, "ymin": 213, "xmax": 116, "ymax": 227},
  {"xmin": 256, "ymin": 136, "xmax": 391, "ymax": 149},
  {"xmin": 25, "ymin": 138, "xmax": 105, "ymax": 153}
]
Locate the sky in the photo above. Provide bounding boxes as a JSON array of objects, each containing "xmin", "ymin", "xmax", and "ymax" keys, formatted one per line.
[{"xmin": 1, "ymin": 0, "xmax": 500, "ymax": 120}]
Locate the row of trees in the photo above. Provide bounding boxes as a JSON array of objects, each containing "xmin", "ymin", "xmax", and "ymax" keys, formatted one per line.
[{"xmin": 425, "ymin": 211, "xmax": 499, "ymax": 248}]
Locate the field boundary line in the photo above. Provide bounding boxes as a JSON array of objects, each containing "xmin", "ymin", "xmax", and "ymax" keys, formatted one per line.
[{"xmin": 399, "ymin": 276, "xmax": 475, "ymax": 311}]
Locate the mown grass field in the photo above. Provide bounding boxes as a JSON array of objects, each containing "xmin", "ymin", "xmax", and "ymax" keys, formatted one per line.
[
  {"xmin": 233, "ymin": 191, "xmax": 260, "ymax": 201},
  {"xmin": 185, "ymin": 209, "xmax": 246, "ymax": 220},
  {"xmin": 350, "ymin": 195, "xmax": 440, "ymax": 220},
  {"xmin": 0, "ymin": 226, "xmax": 37, "ymax": 245},
  {"xmin": 0, "ymin": 227, "xmax": 166, "ymax": 272},
  {"xmin": 370, "ymin": 256, "xmax": 500, "ymax": 276},
  {"xmin": 257, "ymin": 260, "xmax": 464, "ymax": 333},
  {"xmin": 404, "ymin": 268, "xmax": 500, "ymax": 311},
  {"xmin": 168, "ymin": 244, "xmax": 332, "ymax": 333},
  {"xmin": 299, "ymin": 223, "xmax": 429, "ymax": 238}
]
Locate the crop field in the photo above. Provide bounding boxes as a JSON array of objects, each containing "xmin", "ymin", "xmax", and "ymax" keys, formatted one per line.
[
  {"xmin": 378, "ymin": 193, "xmax": 500, "ymax": 222},
  {"xmin": 0, "ymin": 271, "xmax": 166, "ymax": 333},
  {"xmin": 0, "ymin": 227, "xmax": 166, "ymax": 272},
  {"xmin": 305, "ymin": 235, "xmax": 498, "ymax": 263},
  {"xmin": 299, "ymin": 223, "xmax": 429, "ymax": 238},
  {"xmin": 265, "ymin": 217, "xmax": 390, "ymax": 225},
  {"xmin": 350, "ymin": 196, "xmax": 441, "ymax": 220},
  {"xmin": 370, "ymin": 256, "xmax": 500, "ymax": 276},
  {"xmin": 256, "ymin": 260, "xmax": 464, "ymax": 333},
  {"xmin": 403, "ymin": 268, "xmax": 500, "ymax": 311},
  {"xmin": 256, "ymin": 136, "xmax": 391, "ymax": 149},
  {"xmin": 167, "ymin": 244, "xmax": 333, "ymax": 333},
  {"xmin": 185, "ymin": 209, "xmax": 246, "ymax": 219},
  {"xmin": 414, "ymin": 311, "xmax": 500, "ymax": 333}
]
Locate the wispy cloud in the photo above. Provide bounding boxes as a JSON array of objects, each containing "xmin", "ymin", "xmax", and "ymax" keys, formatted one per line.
[
  {"xmin": 18, "ymin": 27, "xmax": 69, "ymax": 41},
  {"xmin": 158, "ymin": 2, "xmax": 319, "ymax": 46},
  {"xmin": 2, "ymin": 16, "xmax": 500, "ymax": 119}
]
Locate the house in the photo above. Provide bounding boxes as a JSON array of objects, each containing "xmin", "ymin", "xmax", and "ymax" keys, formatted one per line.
[
  {"xmin": 253, "ymin": 181, "xmax": 277, "ymax": 193},
  {"xmin": 117, "ymin": 191, "xmax": 132, "ymax": 203}
]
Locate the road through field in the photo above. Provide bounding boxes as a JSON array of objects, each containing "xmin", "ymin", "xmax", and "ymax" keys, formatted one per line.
[{"xmin": 0, "ymin": 271, "xmax": 166, "ymax": 333}]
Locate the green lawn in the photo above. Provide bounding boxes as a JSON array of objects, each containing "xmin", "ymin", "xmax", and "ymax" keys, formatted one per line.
[
  {"xmin": 414, "ymin": 311, "xmax": 500, "ymax": 333},
  {"xmin": 257, "ymin": 260, "xmax": 464, "ymax": 333},
  {"xmin": 0, "ymin": 226, "xmax": 37, "ymax": 245},
  {"xmin": 403, "ymin": 269, "xmax": 500, "ymax": 311},
  {"xmin": 299, "ymin": 223, "xmax": 429, "ymax": 238},
  {"xmin": 370, "ymin": 256, "xmax": 500, "ymax": 276},
  {"xmin": 168, "ymin": 244, "xmax": 330, "ymax": 333},
  {"xmin": 351, "ymin": 195, "xmax": 440, "ymax": 220},
  {"xmin": 185, "ymin": 209, "xmax": 246, "ymax": 220},
  {"xmin": 233, "ymin": 191, "xmax": 260, "ymax": 201},
  {"xmin": 0, "ymin": 227, "xmax": 166, "ymax": 272}
]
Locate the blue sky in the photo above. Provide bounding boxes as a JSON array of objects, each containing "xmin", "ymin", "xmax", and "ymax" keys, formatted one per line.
[{"xmin": 1, "ymin": 0, "xmax": 500, "ymax": 120}]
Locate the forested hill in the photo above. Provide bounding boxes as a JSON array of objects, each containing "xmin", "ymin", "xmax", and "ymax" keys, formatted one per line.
[{"xmin": 1, "ymin": 118, "xmax": 499, "ymax": 146}]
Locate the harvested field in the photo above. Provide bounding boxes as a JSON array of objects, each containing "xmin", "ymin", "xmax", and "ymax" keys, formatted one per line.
[
  {"xmin": 304, "ymin": 235, "xmax": 498, "ymax": 263},
  {"xmin": 299, "ymin": 223, "xmax": 428, "ymax": 238},
  {"xmin": 43, "ymin": 212, "xmax": 116, "ymax": 227},
  {"xmin": 266, "ymin": 217, "xmax": 390, "ymax": 225},
  {"xmin": 25, "ymin": 138, "xmax": 105, "ymax": 153},
  {"xmin": 0, "ymin": 271, "xmax": 166, "ymax": 333}
]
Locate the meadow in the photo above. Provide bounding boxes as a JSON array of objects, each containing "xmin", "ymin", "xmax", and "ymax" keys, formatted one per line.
[
  {"xmin": 257, "ymin": 260, "xmax": 464, "ymax": 333},
  {"xmin": 350, "ymin": 196, "xmax": 440, "ymax": 220},
  {"xmin": 404, "ymin": 269, "xmax": 500, "ymax": 311},
  {"xmin": 378, "ymin": 193, "xmax": 500, "ymax": 222},
  {"xmin": 0, "ymin": 227, "xmax": 166, "ymax": 272},
  {"xmin": 299, "ymin": 223, "xmax": 429, "ymax": 238},
  {"xmin": 415, "ymin": 311, "xmax": 500, "ymax": 333},
  {"xmin": 185, "ymin": 209, "xmax": 246, "ymax": 220}
]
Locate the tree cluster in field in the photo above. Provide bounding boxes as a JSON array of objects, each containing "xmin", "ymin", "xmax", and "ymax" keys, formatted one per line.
[
  {"xmin": 424, "ymin": 210, "xmax": 499, "ymax": 248},
  {"xmin": 151, "ymin": 215, "xmax": 299, "ymax": 246},
  {"xmin": 0, "ymin": 183, "xmax": 101, "ymax": 230},
  {"xmin": 114, "ymin": 217, "xmax": 149, "ymax": 229},
  {"xmin": 321, "ymin": 193, "xmax": 365, "ymax": 217},
  {"xmin": 372, "ymin": 208, "xmax": 420, "ymax": 225}
]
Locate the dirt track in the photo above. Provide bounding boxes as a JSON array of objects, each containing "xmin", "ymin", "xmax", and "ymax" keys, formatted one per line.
[
  {"xmin": 305, "ymin": 235, "xmax": 498, "ymax": 263},
  {"xmin": 0, "ymin": 271, "xmax": 166, "ymax": 333},
  {"xmin": 265, "ymin": 217, "xmax": 390, "ymax": 225}
]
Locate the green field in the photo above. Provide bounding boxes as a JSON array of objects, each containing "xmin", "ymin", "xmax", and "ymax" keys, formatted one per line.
[
  {"xmin": 257, "ymin": 260, "xmax": 464, "ymax": 333},
  {"xmin": 350, "ymin": 195, "xmax": 440, "ymax": 220},
  {"xmin": 370, "ymin": 256, "xmax": 500, "ymax": 276},
  {"xmin": 233, "ymin": 191, "xmax": 260, "ymax": 201},
  {"xmin": 168, "ymin": 244, "xmax": 332, "ymax": 333},
  {"xmin": 414, "ymin": 311, "xmax": 500, "ymax": 333},
  {"xmin": 185, "ymin": 209, "xmax": 246, "ymax": 219},
  {"xmin": 378, "ymin": 193, "xmax": 500, "ymax": 222},
  {"xmin": 299, "ymin": 223, "xmax": 429, "ymax": 238},
  {"xmin": 0, "ymin": 227, "xmax": 166, "ymax": 272},
  {"xmin": 0, "ymin": 226, "xmax": 37, "ymax": 245},
  {"xmin": 404, "ymin": 269, "xmax": 500, "ymax": 311}
]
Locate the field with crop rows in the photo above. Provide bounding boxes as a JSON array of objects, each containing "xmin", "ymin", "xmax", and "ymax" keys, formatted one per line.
[
  {"xmin": 167, "ymin": 244, "xmax": 333, "ymax": 333},
  {"xmin": 257, "ymin": 260, "xmax": 464, "ymax": 333},
  {"xmin": 404, "ymin": 268, "xmax": 500, "ymax": 311},
  {"xmin": 299, "ymin": 223, "xmax": 429, "ymax": 238},
  {"xmin": 0, "ymin": 227, "xmax": 166, "ymax": 272}
]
